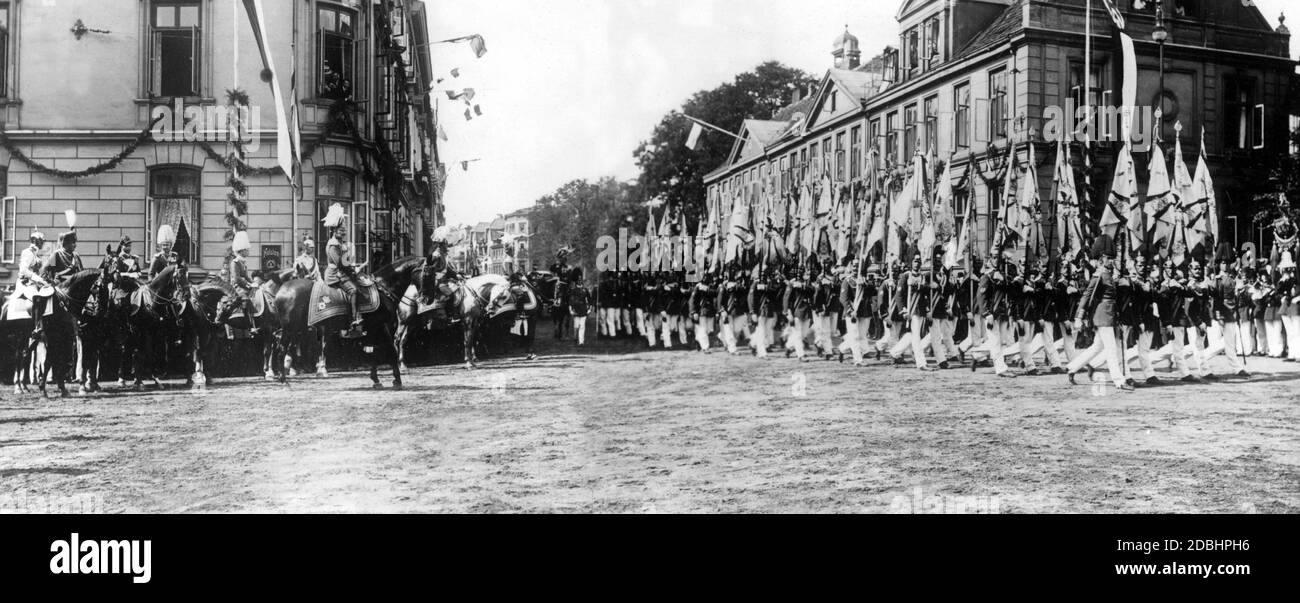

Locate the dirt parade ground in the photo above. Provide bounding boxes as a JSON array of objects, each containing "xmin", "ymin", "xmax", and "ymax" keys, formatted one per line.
[{"xmin": 1, "ymin": 323, "xmax": 1296, "ymax": 514}]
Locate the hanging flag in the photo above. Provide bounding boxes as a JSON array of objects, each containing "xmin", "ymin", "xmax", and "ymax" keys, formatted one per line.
[
  {"xmin": 932, "ymin": 157, "xmax": 956, "ymax": 256},
  {"xmin": 1192, "ymin": 127, "xmax": 1218, "ymax": 248},
  {"xmin": 1145, "ymin": 142, "xmax": 1177, "ymax": 258},
  {"xmin": 241, "ymin": 0, "xmax": 293, "ymax": 184},
  {"xmin": 1170, "ymin": 122, "xmax": 1197, "ymax": 265},
  {"xmin": 1017, "ymin": 142, "xmax": 1041, "ymax": 261},
  {"xmin": 685, "ymin": 122, "xmax": 704, "ymax": 151},
  {"xmin": 1054, "ymin": 138, "xmax": 1084, "ymax": 261},
  {"xmin": 464, "ymin": 108, "xmax": 473, "ymax": 121},
  {"xmin": 451, "ymin": 68, "xmax": 461, "ymax": 78},
  {"xmin": 288, "ymin": 69, "xmax": 302, "ymax": 179},
  {"xmin": 461, "ymin": 161, "xmax": 470, "ymax": 171},
  {"xmin": 1102, "ymin": 143, "xmax": 1135, "ymax": 242},
  {"xmin": 474, "ymin": 104, "xmax": 483, "ymax": 116},
  {"xmin": 467, "ymin": 34, "xmax": 488, "ymax": 58}
]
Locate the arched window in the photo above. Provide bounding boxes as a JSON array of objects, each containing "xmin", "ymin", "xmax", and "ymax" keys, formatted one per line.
[
  {"xmin": 148, "ymin": 166, "xmax": 202, "ymax": 266},
  {"xmin": 316, "ymin": 169, "xmax": 365, "ymax": 266}
]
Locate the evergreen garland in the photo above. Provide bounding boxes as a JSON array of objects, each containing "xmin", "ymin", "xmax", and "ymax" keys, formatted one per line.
[
  {"xmin": 224, "ymin": 89, "xmax": 250, "ymax": 243},
  {"xmin": 0, "ymin": 114, "xmax": 165, "ymax": 180}
]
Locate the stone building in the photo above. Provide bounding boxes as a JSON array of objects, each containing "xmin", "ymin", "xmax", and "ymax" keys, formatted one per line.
[
  {"xmin": 0, "ymin": 0, "xmax": 445, "ymax": 283},
  {"xmin": 704, "ymin": 0, "xmax": 1297, "ymax": 261}
]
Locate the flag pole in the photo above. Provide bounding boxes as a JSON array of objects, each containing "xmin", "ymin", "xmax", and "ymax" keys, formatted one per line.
[{"xmin": 682, "ymin": 115, "xmax": 745, "ymax": 142}]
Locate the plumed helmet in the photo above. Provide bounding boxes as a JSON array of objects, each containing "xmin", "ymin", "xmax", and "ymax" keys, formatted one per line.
[
  {"xmin": 157, "ymin": 224, "xmax": 176, "ymax": 246},
  {"xmin": 301, "ymin": 236, "xmax": 316, "ymax": 249},
  {"xmin": 321, "ymin": 203, "xmax": 348, "ymax": 228},
  {"xmin": 30, "ymin": 230, "xmax": 45, "ymax": 242},
  {"xmin": 119, "ymin": 234, "xmax": 133, "ymax": 246},
  {"xmin": 232, "ymin": 230, "xmax": 251, "ymax": 253},
  {"xmin": 59, "ymin": 231, "xmax": 78, "ymax": 245}
]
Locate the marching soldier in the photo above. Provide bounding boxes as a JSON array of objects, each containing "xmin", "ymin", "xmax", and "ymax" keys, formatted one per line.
[
  {"xmin": 718, "ymin": 266, "xmax": 749, "ymax": 354},
  {"xmin": 1065, "ymin": 235, "xmax": 1131, "ymax": 390},
  {"xmin": 981, "ymin": 253, "xmax": 1016, "ymax": 378},
  {"xmin": 1129, "ymin": 258, "xmax": 1160, "ymax": 384},
  {"xmin": 748, "ymin": 266, "xmax": 780, "ymax": 357},
  {"xmin": 597, "ymin": 271, "xmax": 623, "ymax": 339},
  {"xmin": 783, "ymin": 264, "xmax": 815, "ymax": 361},
  {"xmin": 620, "ymin": 272, "xmax": 639, "ymax": 339},
  {"xmin": 811, "ymin": 258, "xmax": 840, "ymax": 359},
  {"xmin": 1208, "ymin": 249, "xmax": 1249, "ymax": 377},
  {"xmin": 928, "ymin": 253, "xmax": 959, "ymax": 369},
  {"xmin": 1279, "ymin": 253, "xmax": 1300, "ymax": 362},
  {"xmin": 322, "ymin": 203, "xmax": 365, "ymax": 336},
  {"xmin": 295, "ymin": 237, "xmax": 321, "ymax": 280},
  {"xmin": 689, "ymin": 273, "xmax": 719, "ymax": 353},
  {"xmin": 839, "ymin": 258, "xmax": 876, "ymax": 366},
  {"xmin": 568, "ymin": 268, "xmax": 591, "ymax": 345},
  {"xmin": 1157, "ymin": 260, "xmax": 1202, "ymax": 381},
  {"xmin": 661, "ymin": 274, "xmax": 682, "ymax": 348},
  {"xmin": 889, "ymin": 255, "xmax": 932, "ymax": 370},
  {"xmin": 637, "ymin": 272, "xmax": 657, "ymax": 347},
  {"xmin": 644, "ymin": 273, "xmax": 665, "ymax": 348}
]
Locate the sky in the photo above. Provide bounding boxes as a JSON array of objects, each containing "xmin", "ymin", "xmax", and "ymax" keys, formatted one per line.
[{"xmin": 428, "ymin": 0, "xmax": 1297, "ymax": 227}]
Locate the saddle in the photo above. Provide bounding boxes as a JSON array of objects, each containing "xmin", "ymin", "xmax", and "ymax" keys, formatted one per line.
[
  {"xmin": 128, "ymin": 287, "xmax": 158, "ymax": 317},
  {"xmin": 227, "ymin": 288, "xmax": 274, "ymax": 320},
  {"xmin": 307, "ymin": 280, "xmax": 381, "ymax": 327}
]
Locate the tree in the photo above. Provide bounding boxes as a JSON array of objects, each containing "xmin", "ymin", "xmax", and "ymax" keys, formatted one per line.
[
  {"xmin": 529, "ymin": 177, "xmax": 641, "ymax": 280},
  {"xmin": 632, "ymin": 61, "xmax": 817, "ymax": 230}
]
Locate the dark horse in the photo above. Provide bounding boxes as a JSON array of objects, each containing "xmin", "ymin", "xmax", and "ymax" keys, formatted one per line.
[
  {"xmin": 273, "ymin": 257, "xmax": 422, "ymax": 388},
  {"xmin": 111, "ymin": 264, "xmax": 189, "ymax": 390},
  {"xmin": 196, "ymin": 269, "xmax": 293, "ymax": 381},
  {"xmin": 33, "ymin": 269, "xmax": 107, "ymax": 397}
]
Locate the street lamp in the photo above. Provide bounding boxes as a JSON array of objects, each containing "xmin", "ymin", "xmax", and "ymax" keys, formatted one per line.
[{"xmin": 1152, "ymin": 0, "xmax": 1168, "ymax": 142}]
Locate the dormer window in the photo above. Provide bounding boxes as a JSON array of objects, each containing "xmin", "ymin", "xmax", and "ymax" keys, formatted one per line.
[
  {"xmin": 905, "ymin": 28, "xmax": 920, "ymax": 73},
  {"xmin": 923, "ymin": 16, "xmax": 941, "ymax": 66},
  {"xmin": 883, "ymin": 49, "xmax": 899, "ymax": 83}
]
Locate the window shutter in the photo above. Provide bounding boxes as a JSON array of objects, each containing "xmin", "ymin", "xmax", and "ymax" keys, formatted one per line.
[
  {"xmin": 145, "ymin": 196, "xmax": 155, "ymax": 254},
  {"xmin": 191, "ymin": 25, "xmax": 201, "ymax": 96},
  {"xmin": 151, "ymin": 31, "xmax": 162, "ymax": 97},
  {"xmin": 973, "ymin": 98, "xmax": 990, "ymax": 143},
  {"xmin": 352, "ymin": 36, "xmax": 369, "ymax": 104},
  {"xmin": 1, "ymin": 196, "xmax": 13, "ymax": 263},
  {"xmin": 1252, "ymin": 104, "xmax": 1265, "ymax": 150}
]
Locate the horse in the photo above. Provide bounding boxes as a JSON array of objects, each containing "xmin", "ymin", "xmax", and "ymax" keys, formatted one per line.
[
  {"xmin": 28, "ymin": 268, "xmax": 106, "ymax": 397},
  {"xmin": 273, "ymin": 257, "xmax": 422, "ymax": 388},
  {"xmin": 198, "ymin": 269, "xmax": 294, "ymax": 381},
  {"xmin": 110, "ymin": 264, "xmax": 189, "ymax": 390},
  {"xmin": 1, "ymin": 293, "xmax": 38, "ymax": 393},
  {"xmin": 396, "ymin": 272, "xmax": 539, "ymax": 370}
]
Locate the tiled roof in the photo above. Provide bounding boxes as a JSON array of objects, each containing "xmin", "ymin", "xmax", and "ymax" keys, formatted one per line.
[
  {"xmin": 772, "ymin": 96, "xmax": 815, "ymax": 122},
  {"xmin": 952, "ymin": 0, "xmax": 1025, "ymax": 62},
  {"xmin": 743, "ymin": 119, "xmax": 789, "ymax": 147}
]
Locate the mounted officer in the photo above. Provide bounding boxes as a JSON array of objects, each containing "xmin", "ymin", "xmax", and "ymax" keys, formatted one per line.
[
  {"xmin": 149, "ymin": 225, "xmax": 177, "ymax": 279},
  {"xmin": 295, "ymin": 236, "xmax": 321, "ymax": 280},
  {"xmin": 16, "ymin": 230, "xmax": 53, "ymax": 338},
  {"xmin": 225, "ymin": 231, "xmax": 260, "ymax": 334},
  {"xmin": 424, "ymin": 226, "xmax": 465, "ymax": 320},
  {"xmin": 322, "ymin": 203, "xmax": 366, "ymax": 337}
]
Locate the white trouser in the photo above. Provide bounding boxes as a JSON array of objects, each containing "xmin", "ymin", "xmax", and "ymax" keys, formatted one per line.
[
  {"xmin": 1017, "ymin": 321, "xmax": 1039, "ymax": 370},
  {"xmin": 906, "ymin": 316, "xmax": 929, "ymax": 368},
  {"xmin": 812, "ymin": 313, "xmax": 835, "ymax": 354},
  {"xmin": 1206, "ymin": 320, "xmax": 1246, "ymax": 372},
  {"xmin": 1058, "ymin": 323, "xmax": 1077, "ymax": 364},
  {"xmin": 695, "ymin": 316, "xmax": 714, "ymax": 351},
  {"xmin": 1067, "ymin": 326, "xmax": 1127, "ymax": 387},
  {"xmin": 878, "ymin": 320, "xmax": 903, "ymax": 352},
  {"xmin": 844, "ymin": 317, "xmax": 873, "ymax": 363},
  {"xmin": 678, "ymin": 315, "xmax": 691, "ymax": 346},
  {"xmin": 660, "ymin": 314, "xmax": 676, "ymax": 348},
  {"xmin": 1237, "ymin": 319, "xmax": 1255, "ymax": 356},
  {"xmin": 622, "ymin": 309, "xmax": 633, "ymax": 334},
  {"xmin": 644, "ymin": 312, "xmax": 660, "ymax": 347},
  {"xmin": 1284, "ymin": 314, "xmax": 1300, "ymax": 360},
  {"xmin": 932, "ymin": 318, "xmax": 959, "ymax": 361},
  {"xmin": 720, "ymin": 314, "xmax": 742, "ymax": 353},
  {"xmin": 1129, "ymin": 329, "xmax": 1154, "ymax": 379},
  {"xmin": 573, "ymin": 314, "xmax": 587, "ymax": 345},
  {"xmin": 960, "ymin": 316, "xmax": 987, "ymax": 358},
  {"xmin": 1266, "ymin": 317, "xmax": 1285, "ymax": 357},
  {"xmin": 1253, "ymin": 318, "xmax": 1268, "ymax": 353},
  {"xmin": 890, "ymin": 318, "xmax": 929, "ymax": 358},
  {"xmin": 785, "ymin": 317, "xmax": 812, "ymax": 358},
  {"xmin": 1166, "ymin": 326, "xmax": 1202, "ymax": 378},
  {"xmin": 602, "ymin": 308, "xmax": 619, "ymax": 337},
  {"xmin": 752, "ymin": 316, "xmax": 774, "ymax": 357},
  {"xmin": 984, "ymin": 316, "xmax": 1013, "ymax": 374}
]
